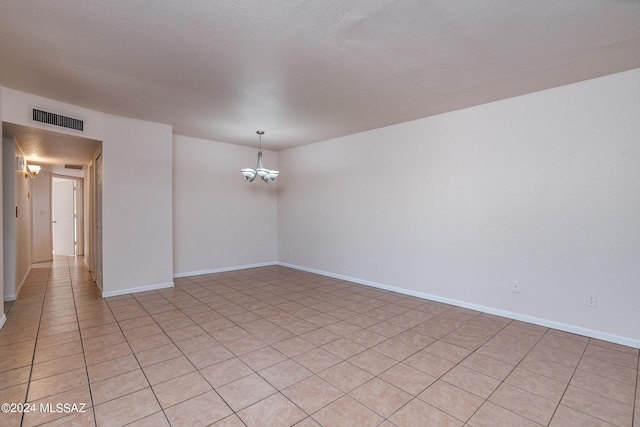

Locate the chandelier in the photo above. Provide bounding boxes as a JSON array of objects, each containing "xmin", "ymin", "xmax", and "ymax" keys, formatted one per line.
[{"xmin": 241, "ymin": 131, "xmax": 279, "ymax": 183}]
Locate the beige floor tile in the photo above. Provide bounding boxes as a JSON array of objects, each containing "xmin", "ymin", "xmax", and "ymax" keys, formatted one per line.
[
  {"xmin": 216, "ymin": 373, "xmax": 277, "ymax": 411},
  {"xmin": 319, "ymin": 361, "xmax": 374, "ymax": 393},
  {"xmin": 404, "ymin": 348, "xmax": 456, "ymax": 377},
  {"xmin": 128, "ymin": 332, "xmax": 173, "ymax": 353},
  {"xmin": 423, "ymin": 340, "xmax": 471, "ymax": 363},
  {"xmin": 152, "ymin": 371, "xmax": 212, "ymax": 408},
  {"xmin": 504, "ymin": 366, "xmax": 568, "ymax": 402},
  {"xmin": 0, "ymin": 383, "xmax": 28, "ymax": 410},
  {"xmin": 259, "ymin": 359, "xmax": 313, "ymax": 389},
  {"xmin": 583, "ymin": 345, "xmax": 638, "ymax": 370},
  {"xmin": 116, "ymin": 315, "xmax": 156, "ymax": 331},
  {"xmin": 322, "ymin": 338, "xmax": 366, "ymax": 359},
  {"xmin": 135, "ymin": 342, "xmax": 182, "ymax": 367},
  {"xmin": 35, "ymin": 330, "xmax": 81, "ymax": 349},
  {"xmin": 300, "ymin": 328, "xmax": 342, "ymax": 346},
  {"xmin": 389, "ymin": 398, "xmax": 462, "ymax": 427},
  {"xmin": 379, "ymin": 363, "xmax": 437, "ymax": 395},
  {"xmin": 441, "ymin": 365, "xmax": 501, "ymax": 399},
  {"xmin": 577, "ymin": 355, "xmax": 638, "ymax": 385},
  {"xmin": 200, "ymin": 357, "xmax": 254, "ymax": 388},
  {"xmin": 38, "ymin": 407, "xmax": 96, "ymax": 427},
  {"xmin": 294, "ymin": 347, "xmax": 342, "ymax": 373},
  {"xmin": 0, "ymin": 366, "xmax": 31, "ymax": 390},
  {"xmin": 348, "ymin": 349, "xmax": 397, "ymax": 375},
  {"xmin": 312, "ymin": 395, "xmax": 384, "ymax": 427},
  {"xmin": 27, "ymin": 368, "xmax": 88, "ymax": 402},
  {"xmin": 238, "ymin": 346, "xmax": 288, "ymax": 371},
  {"xmin": 82, "ymin": 331, "xmax": 127, "ymax": 352},
  {"xmin": 22, "ymin": 385, "xmax": 92, "ymax": 427},
  {"xmin": 468, "ymin": 401, "xmax": 541, "ymax": 427},
  {"xmin": 91, "ymin": 368, "xmax": 149, "ymax": 405},
  {"xmin": 31, "ymin": 352, "xmax": 86, "ymax": 381},
  {"xmin": 84, "ymin": 342, "xmax": 132, "ymax": 366},
  {"xmin": 282, "ymin": 375, "xmax": 344, "ymax": 414},
  {"xmin": 164, "ymin": 390, "xmax": 232, "ymax": 427},
  {"xmin": 174, "ymin": 333, "xmax": 218, "ymax": 353},
  {"xmin": 460, "ymin": 351, "xmax": 515, "ymax": 380},
  {"xmin": 489, "ymin": 382, "xmax": 557, "ymax": 425},
  {"xmin": 94, "ymin": 387, "xmax": 161, "ymax": 427},
  {"xmin": 185, "ymin": 343, "xmax": 234, "ymax": 369},
  {"xmin": 570, "ymin": 369, "xmax": 636, "ymax": 405},
  {"xmin": 87, "ymin": 354, "xmax": 140, "ymax": 383},
  {"xmin": 122, "ymin": 324, "xmax": 165, "ymax": 341},
  {"xmin": 419, "ymin": 380, "xmax": 484, "ymax": 422},
  {"xmin": 223, "ymin": 335, "xmax": 268, "ymax": 355},
  {"xmin": 237, "ymin": 393, "xmax": 307, "ymax": 427},
  {"xmin": 208, "ymin": 414, "xmax": 246, "ymax": 427},
  {"xmin": 549, "ymin": 405, "xmax": 617, "ymax": 427},
  {"xmin": 33, "ymin": 340, "xmax": 83, "ymax": 364},
  {"xmin": 209, "ymin": 325, "xmax": 250, "ymax": 343},
  {"xmin": 561, "ymin": 384, "xmax": 634, "ymax": 426},
  {"xmin": 272, "ymin": 336, "xmax": 317, "ymax": 357},
  {"xmin": 345, "ymin": 329, "xmax": 387, "ymax": 347},
  {"xmin": 351, "ymin": 377, "xmax": 412, "ymax": 417},
  {"xmin": 143, "ymin": 355, "xmax": 195, "ymax": 385}
]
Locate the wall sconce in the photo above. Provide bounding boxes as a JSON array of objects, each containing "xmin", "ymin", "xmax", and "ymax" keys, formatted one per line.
[{"xmin": 25, "ymin": 164, "xmax": 41, "ymax": 179}]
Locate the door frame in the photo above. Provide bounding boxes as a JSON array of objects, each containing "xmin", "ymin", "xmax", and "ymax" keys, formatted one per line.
[{"xmin": 50, "ymin": 174, "xmax": 84, "ymax": 257}]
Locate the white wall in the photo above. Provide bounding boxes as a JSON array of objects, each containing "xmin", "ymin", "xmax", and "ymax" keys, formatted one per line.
[
  {"xmin": 173, "ymin": 135, "xmax": 278, "ymax": 276},
  {"xmin": 2, "ymin": 138, "xmax": 32, "ymax": 300},
  {"xmin": 2, "ymin": 138, "xmax": 17, "ymax": 301},
  {"xmin": 101, "ymin": 115, "xmax": 174, "ymax": 295},
  {"xmin": 278, "ymin": 69, "xmax": 640, "ymax": 347},
  {"xmin": 14, "ymin": 143, "xmax": 31, "ymax": 295},
  {"xmin": 0, "ymin": 91, "xmax": 3, "ymax": 327}
]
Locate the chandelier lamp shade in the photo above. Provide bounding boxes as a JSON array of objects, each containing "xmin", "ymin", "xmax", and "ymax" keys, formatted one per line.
[{"xmin": 241, "ymin": 131, "xmax": 279, "ymax": 183}]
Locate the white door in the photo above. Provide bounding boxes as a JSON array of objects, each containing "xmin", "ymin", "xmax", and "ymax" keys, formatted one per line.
[
  {"xmin": 52, "ymin": 179, "xmax": 76, "ymax": 256},
  {"xmin": 94, "ymin": 153, "xmax": 103, "ymax": 287}
]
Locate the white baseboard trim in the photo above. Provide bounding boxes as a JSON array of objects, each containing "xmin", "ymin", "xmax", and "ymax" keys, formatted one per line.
[
  {"xmin": 174, "ymin": 262, "xmax": 278, "ymax": 278},
  {"xmin": 0, "ymin": 313, "xmax": 6, "ymax": 330},
  {"xmin": 279, "ymin": 262, "xmax": 640, "ymax": 349},
  {"xmin": 102, "ymin": 281, "xmax": 174, "ymax": 298}
]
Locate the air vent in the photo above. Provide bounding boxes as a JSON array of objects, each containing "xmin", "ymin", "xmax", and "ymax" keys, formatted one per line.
[
  {"xmin": 32, "ymin": 108, "xmax": 84, "ymax": 131},
  {"xmin": 64, "ymin": 164, "xmax": 84, "ymax": 170}
]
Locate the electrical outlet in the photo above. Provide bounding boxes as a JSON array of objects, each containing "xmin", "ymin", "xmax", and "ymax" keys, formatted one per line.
[
  {"xmin": 511, "ymin": 282, "xmax": 521, "ymax": 293},
  {"xmin": 586, "ymin": 294, "xmax": 597, "ymax": 307}
]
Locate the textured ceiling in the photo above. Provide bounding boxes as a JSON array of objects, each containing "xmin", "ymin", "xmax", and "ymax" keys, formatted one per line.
[
  {"xmin": 3, "ymin": 122, "xmax": 101, "ymax": 167},
  {"xmin": 1, "ymin": 0, "xmax": 640, "ymax": 151}
]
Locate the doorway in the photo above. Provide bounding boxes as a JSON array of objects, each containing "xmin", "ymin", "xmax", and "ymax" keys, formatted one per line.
[{"xmin": 51, "ymin": 176, "xmax": 80, "ymax": 256}]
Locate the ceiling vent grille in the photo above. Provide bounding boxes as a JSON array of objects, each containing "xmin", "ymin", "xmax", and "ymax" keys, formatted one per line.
[
  {"xmin": 64, "ymin": 164, "xmax": 84, "ymax": 170},
  {"xmin": 32, "ymin": 108, "xmax": 84, "ymax": 131}
]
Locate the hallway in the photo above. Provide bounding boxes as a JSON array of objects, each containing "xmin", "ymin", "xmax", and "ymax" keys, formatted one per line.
[{"xmin": 0, "ymin": 257, "xmax": 638, "ymax": 426}]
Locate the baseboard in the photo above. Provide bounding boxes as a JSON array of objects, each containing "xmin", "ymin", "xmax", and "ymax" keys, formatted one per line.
[
  {"xmin": 102, "ymin": 281, "xmax": 174, "ymax": 298},
  {"xmin": 173, "ymin": 262, "xmax": 278, "ymax": 278},
  {"xmin": 0, "ymin": 313, "xmax": 6, "ymax": 330},
  {"xmin": 278, "ymin": 262, "xmax": 640, "ymax": 349}
]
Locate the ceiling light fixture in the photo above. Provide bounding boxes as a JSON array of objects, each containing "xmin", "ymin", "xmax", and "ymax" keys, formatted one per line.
[
  {"xmin": 241, "ymin": 131, "xmax": 279, "ymax": 183},
  {"xmin": 25, "ymin": 163, "xmax": 41, "ymax": 179}
]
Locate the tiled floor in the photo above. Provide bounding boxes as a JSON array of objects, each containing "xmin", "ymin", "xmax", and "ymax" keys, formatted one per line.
[{"xmin": 0, "ymin": 257, "xmax": 638, "ymax": 427}]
